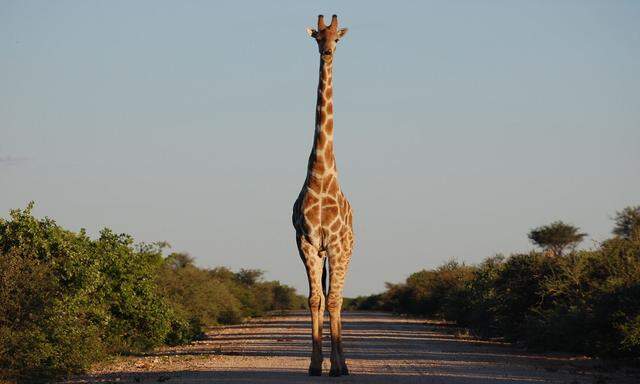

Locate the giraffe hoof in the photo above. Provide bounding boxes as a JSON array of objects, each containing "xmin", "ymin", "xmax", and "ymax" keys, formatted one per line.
[
  {"xmin": 330, "ymin": 363, "xmax": 349, "ymax": 376},
  {"xmin": 308, "ymin": 367, "xmax": 322, "ymax": 376}
]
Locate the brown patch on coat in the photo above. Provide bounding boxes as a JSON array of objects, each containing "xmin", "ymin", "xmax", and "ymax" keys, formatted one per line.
[
  {"xmin": 322, "ymin": 196, "xmax": 337, "ymax": 206},
  {"xmin": 324, "ymin": 145, "xmax": 334, "ymax": 160},
  {"xmin": 325, "ymin": 87, "xmax": 333, "ymax": 99},
  {"xmin": 316, "ymin": 131, "xmax": 327, "ymax": 148},
  {"xmin": 313, "ymin": 160, "xmax": 325, "ymax": 174},
  {"xmin": 327, "ymin": 178, "xmax": 339, "ymax": 195},
  {"xmin": 323, "ymin": 205, "xmax": 339, "ymax": 224},
  {"xmin": 303, "ymin": 193, "xmax": 319, "ymax": 207},
  {"xmin": 306, "ymin": 204, "xmax": 320, "ymax": 225},
  {"xmin": 308, "ymin": 175, "xmax": 322, "ymax": 193},
  {"xmin": 325, "ymin": 123, "xmax": 334, "ymax": 136},
  {"xmin": 319, "ymin": 110, "xmax": 327, "ymax": 122},
  {"xmin": 325, "ymin": 118, "xmax": 333, "ymax": 130}
]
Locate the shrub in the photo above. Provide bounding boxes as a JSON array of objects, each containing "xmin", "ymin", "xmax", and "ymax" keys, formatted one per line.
[
  {"xmin": 157, "ymin": 255, "xmax": 306, "ymax": 334},
  {"xmin": 0, "ymin": 205, "xmax": 308, "ymax": 381},
  {"xmin": 582, "ymin": 236, "xmax": 640, "ymax": 357},
  {"xmin": 490, "ymin": 252, "xmax": 558, "ymax": 341},
  {"xmin": 95, "ymin": 230, "xmax": 172, "ymax": 353},
  {"xmin": 348, "ymin": 294, "xmax": 384, "ymax": 310},
  {"xmin": 0, "ymin": 205, "xmax": 106, "ymax": 382},
  {"xmin": 157, "ymin": 257, "xmax": 244, "ymax": 328},
  {"xmin": 453, "ymin": 255, "xmax": 504, "ymax": 332},
  {"xmin": 349, "ymin": 206, "xmax": 640, "ymax": 358},
  {"xmin": 375, "ymin": 260, "xmax": 475, "ymax": 318}
]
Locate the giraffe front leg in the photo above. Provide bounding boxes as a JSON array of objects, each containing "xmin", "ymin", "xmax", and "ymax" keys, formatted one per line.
[
  {"xmin": 298, "ymin": 238, "xmax": 325, "ymax": 376},
  {"xmin": 308, "ymin": 283, "xmax": 325, "ymax": 376},
  {"xmin": 327, "ymin": 291, "xmax": 346, "ymax": 376},
  {"xmin": 327, "ymin": 253, "xmax": 350, "ymax": 376}
]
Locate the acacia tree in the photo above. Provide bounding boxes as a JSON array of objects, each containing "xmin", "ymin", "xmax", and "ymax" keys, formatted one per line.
[
  {"xmin": 613, "ymin": 206, "xmax": 640, "ymax": 241},
  {"xmin": 528, "ymin": 221, "xmax": 586, "ymax": 257}
]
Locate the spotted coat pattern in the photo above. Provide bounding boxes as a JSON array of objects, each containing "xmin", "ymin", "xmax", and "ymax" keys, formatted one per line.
[{"xmin": 291, "ymin": 15, "xmax": 353, "ymax": 377}]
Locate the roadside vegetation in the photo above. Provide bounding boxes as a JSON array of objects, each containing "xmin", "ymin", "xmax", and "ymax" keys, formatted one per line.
[
  {"xmin": 346, "ymin": 206, "xmax": 640, "ymax": 359},
  {"xmin": 0, "ymin": 203, "xmax": 306, "ymax": 383}
]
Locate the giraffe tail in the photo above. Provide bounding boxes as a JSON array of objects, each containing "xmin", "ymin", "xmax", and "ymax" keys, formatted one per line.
[{"xmin": 321, "ymin": 256, "xmax": 328, "ymax": 297}]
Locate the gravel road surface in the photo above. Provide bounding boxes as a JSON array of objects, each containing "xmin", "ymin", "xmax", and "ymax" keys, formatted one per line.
[{"xmin": 66, "ymin": 311, "xmax": 638, "ymax": 383}]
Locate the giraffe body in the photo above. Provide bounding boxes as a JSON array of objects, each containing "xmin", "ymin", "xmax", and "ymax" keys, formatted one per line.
[{"xmin": 292, "ymin": 15, "xmax": 353, "ymax": 377}]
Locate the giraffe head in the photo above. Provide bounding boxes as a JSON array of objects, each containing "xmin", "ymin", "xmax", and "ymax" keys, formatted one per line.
[{"xmin": 306, "ymin": 15, "xmax": 348, "ymax": 61}]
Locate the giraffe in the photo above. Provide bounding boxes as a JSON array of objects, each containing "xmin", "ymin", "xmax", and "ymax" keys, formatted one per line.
[{"xmin": 292, "ymin": 14, "xmax": 353, "ymax": 377}]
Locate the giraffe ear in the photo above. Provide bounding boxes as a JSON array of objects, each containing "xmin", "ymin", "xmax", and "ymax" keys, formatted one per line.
[
  {"xmin": 338, "ymin": 28, "xmax": 348, "ymax": 38},
  {"xmin": 306, "ymin": 28, "xmax": 318, "ymax": 38}
]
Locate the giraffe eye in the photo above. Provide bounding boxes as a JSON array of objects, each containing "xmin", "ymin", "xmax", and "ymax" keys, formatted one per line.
[{"xmin": 335, "ymin": 39, "xmax": 339, "ymax": 42}]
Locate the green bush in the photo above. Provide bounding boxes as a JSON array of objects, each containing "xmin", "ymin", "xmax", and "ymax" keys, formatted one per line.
[
  {"xmin": 491, "ymin": 252, "xmax": 558, "ymax": 341},
  {"xmin": 95, "ymin": 230, "xmax": 172, "ymax": 353},
  {"xmin": 157, "ymin": 259, "xmax": 305, "ymax": 330},
  {"xmin": 376, "ymin": 260, "xmax": 474, "ymax": 318},
  {"xmin": 349, "ymin": 206, "xmax": 640, "ymax": 358},
  {"xmin": 157, "ymin": 258, "xmax": 244, "ymax": 328},
  {"xmin": 453, "ymin": 255, "xmax": 504, "ymax": 333},
  {"xmin": 0, "ymin": 205, "xmax": 106, "ymax": 382},
  {"xmin": 344, "ymin": 294, "xmax": 384, "ymax": 311},
  {"xmin": 582, "ymin": 236, "xmax": 640, "ymax": 357},
  {"xmin": 0, "ymin": 205, "xmax": 307, "ymax": 381}
]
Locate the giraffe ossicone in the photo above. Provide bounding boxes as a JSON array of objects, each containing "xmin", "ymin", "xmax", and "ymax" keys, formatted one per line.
[{"xmin": 292, "ymin": 14, "xmax": 353, "ymax": 377}]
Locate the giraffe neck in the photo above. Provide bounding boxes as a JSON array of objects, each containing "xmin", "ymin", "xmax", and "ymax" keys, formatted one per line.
[{"xmin": 307, "ymin": 58, "xmax": 336, "ymax": 178}]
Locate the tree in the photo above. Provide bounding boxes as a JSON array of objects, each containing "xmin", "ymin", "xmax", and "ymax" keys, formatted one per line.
[
  {"xmin": 165, "ymin": 252, "xmax": 195, "ymax": 270},
  {"xmin": 235, "ymin": 268, "xmax": 264, "ymax": 286},
  {"xmin": 528, "ymin": 221, "xmax": 586, "ymax": 257},
  {"xmin": 613, "ymin": 206, "xmax": 640, "ymax": 241}
]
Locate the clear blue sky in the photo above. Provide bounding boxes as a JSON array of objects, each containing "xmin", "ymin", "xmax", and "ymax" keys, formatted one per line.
[{"xmin": 2, "ymin": 1, "xmax": 639, "ymax": 296}]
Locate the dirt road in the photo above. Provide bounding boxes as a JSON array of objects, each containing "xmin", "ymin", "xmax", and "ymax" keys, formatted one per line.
[{"xmin": 67, "ymin": 311, "xmax": 637, "ymax": 383}]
